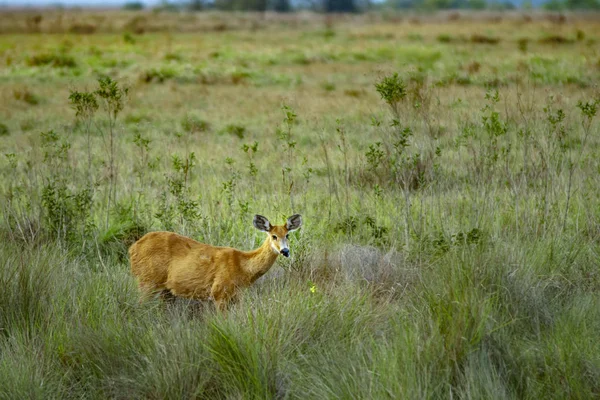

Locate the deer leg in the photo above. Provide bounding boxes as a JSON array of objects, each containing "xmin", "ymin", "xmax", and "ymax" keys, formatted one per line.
[
  {"xmin": 211, "ymin": 281, "xmax": 235, "ymax": 312},
  {"xmin": 137, "ymin": 282, "xmax": 156, "ymax": 303},
  {"xmin": 159, "ymin": 289, "xmax": 176, "ymax": 303},
  {"xmin": 137, "ymin": 280, "xmax": 170, "ymax": 303}
]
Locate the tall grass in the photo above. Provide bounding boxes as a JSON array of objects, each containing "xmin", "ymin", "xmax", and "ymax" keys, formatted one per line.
[{"xmin": 1, "ymin": 232, "xmax": 598, "ymax": 398}]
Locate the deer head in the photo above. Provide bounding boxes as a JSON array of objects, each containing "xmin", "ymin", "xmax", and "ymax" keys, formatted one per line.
[{"xmin": 253, "ymin": 214, "xmax": 302, "ymax": 257}]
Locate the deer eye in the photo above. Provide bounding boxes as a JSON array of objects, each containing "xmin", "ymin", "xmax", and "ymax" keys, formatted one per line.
[
  {"xmin": 272, "ymin": 235, "xmax": 278, "ymax": 240},
  {"xmin": 286, "ymin": 234, "xmax": 289, "ymax": 239}
]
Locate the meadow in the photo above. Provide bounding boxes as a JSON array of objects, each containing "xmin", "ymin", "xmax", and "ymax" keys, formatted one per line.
[{"xmin": 0, "ymin": 10, "xmax": 599, "ymax": 398}]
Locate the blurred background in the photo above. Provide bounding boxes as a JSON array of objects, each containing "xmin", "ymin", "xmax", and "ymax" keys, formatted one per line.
[{"xmin": 2, "ymin": 0, "xmax": 599, "ymax": 16}]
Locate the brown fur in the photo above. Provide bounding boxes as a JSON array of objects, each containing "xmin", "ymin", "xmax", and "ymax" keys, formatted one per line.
[{"xmin": 129, "ymin": 215, "xmax": 301, "ymax": 310}]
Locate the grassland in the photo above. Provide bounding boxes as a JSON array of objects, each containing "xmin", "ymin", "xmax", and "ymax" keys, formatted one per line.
[{"xmin": 1, "ymin": 10, "xmax": 599, "ymax": 399}]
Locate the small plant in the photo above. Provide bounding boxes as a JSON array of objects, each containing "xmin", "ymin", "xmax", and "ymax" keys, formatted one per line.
[
  {"xmin": 182, "ymin": 115, "xmax": 211, "ymax": 133},
  {"xmin": 276, "ymin": 105, "xmax": 298, "ymax": 211},
  {"xmin": 470, "ymin": 34, "xmax": 500, "ymax": 44},
  {"xmin": 335, "ymin": 216, "xmax": 358, "ymax": 235},
  {"xmin": 321, "ymin": 81, "xmax": 336, "ymax": 92},
  {"xmin": 437, "ymin": 34, "xmax": 453, "ymax": 43},
  {"xmin": 40, "ymin": 130, "xmax": 69, "ymax": 171},
  {"xmin": 0, "ymin": 123, "xmax": 9, "ymax": 136},
  {"xmin": 222, "ymin": 124, "xmax": 246, "ymax": 139},
  {"xmin": 140, "ymin": 67, "xmax": 178, "ymax": 83},
  {"xmin": 336, "ymin": 120, "xmax": 350, "ymax": 216},
  {"xmin": 241, "ymin": 141, "xmax": 258, "ymax": 177},
  {"xmin": 452, "ymin": 228, "xmax": 482, "ymax": 245},
  {"xmin": 375, "ymin": 73, "xmax": 407, "ymax": 117},
  {"xmin": 539, "ymin": 35, "xmax": 574, "ymax": 45},
  {"xmin": 301, "ymin": 155, "xmax": 314, "ymax": 207},
  {"xmin": 365, "ymin": 142, "xmax": 384, "ymax": 174},
  {"xmin": 480, "ymin": 89, "xmax": 508, "ymax": 174},
  {"xmin": 123, "ymin": 32, "xmax": 136, "ymax": 44},
  {"xmin": 95, "ymin": 76, "xmax": 128, "ymax": 120},
  {"xmin": 334, "ymin": 215, "xmax": 388, "ymax": 245},
  {"xmin": 230, "ymin": 70, "xmax": 251, "ymax": 85},
  {"xmin": 323, "ymin": 29, "xmax": 336, "ymax": 39},
  {"xmin": 427, "ymin": 228, "xmax": 484, "ymax": 254},
  {"xmin": 69, "ymin": 89, "xmax": 99, "ymax": 183},
  {"xmin": 407, "ymin": 33, "xmax": 423, "ymax": 41},
  {"xmin": 344, "ymin": 89, "xmax": 363, "ymax": 98},
  {"xmin": 517, "ymin": 38, "xmax": 529, "ymax": 52},
  {"xmin": 124, "ymin": 15, "xmax": 147, "ymax": 34},
  {"xmin": 164, "ymin": 52, "xmax": 183, "ymax": 62},
  {"xmin": 364, "ymin": 216, "xmax": 388, "ymax": 244},
  {"xmin": 4, "ymin": 153, "xmax": 17, "ymax": 169},
  {"xmin": 133, "ymin": 131, "xmax": 151, "ymax": 187},
  {"xmin": 38, "ymin": 130, "xmax": 94, "ymax": 244},
  {"xmin": 560, "ymin": 99, "xmax": 598, "ymax": 233},
  {"xmin": 577, "ymin": 99, "xmax": 598, "ymax": 123},
  {"xmin": 408, "ymin": 72, "xmax": 437, "ymax": 137},
  {"xmin": 68, "ymin": 23, "xmax": 97, "ymax": 34},
  {"xmin": 391, "ymin": 123, "xmax": 413, "ymax": 154},
  {"xmin": 13, "ymin": 87, "xmax": 40, "ymax": 105},
  {"xmin": 372, "ymin": 72, "xmax": 432, "ymax": 250},
  {"xmin": 156, "ymin": 152, "xmax": 201, "ymax": 233},
  {"xmin": 27, "ymin": 52, "xmax": 77, "ymax": 68},
  {"xmin": 94, "ymin": 76, "xmax": 128, "ymax": 228},
  {"xmin": 221, "ymin": 157, "xmax": 239, "ymax": 209},
  {"xmin": 69, "ymin": 91, "xmax": 98, "ymax": 120},
  {"xmin": 241, "ymin": 141, "xmax": 259, "ymax": 199}
]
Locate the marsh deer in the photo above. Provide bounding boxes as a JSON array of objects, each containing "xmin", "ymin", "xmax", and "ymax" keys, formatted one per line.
[{"xmin": 129, "ymin": 214, "xmax": 302, "ymax": 310}]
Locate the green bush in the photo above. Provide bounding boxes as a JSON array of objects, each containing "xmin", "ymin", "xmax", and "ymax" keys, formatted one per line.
[
  {"xmin": 0, "ymin": 123, "xmax": 9, "ymax": 136},
  {"xmin": 27, "ymin": 52, "xmax": 77, "ymax": 68}
]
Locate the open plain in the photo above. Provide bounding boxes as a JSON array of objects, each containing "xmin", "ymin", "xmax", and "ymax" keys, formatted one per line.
[{"xmin": 1, "ymin": 10, "xmax": 599, "ymax": 398}]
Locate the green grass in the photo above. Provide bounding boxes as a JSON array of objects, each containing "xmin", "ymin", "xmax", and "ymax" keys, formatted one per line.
[{"xmin": 1, "ymin": 10, "xmax": 600, "ymax": 399}]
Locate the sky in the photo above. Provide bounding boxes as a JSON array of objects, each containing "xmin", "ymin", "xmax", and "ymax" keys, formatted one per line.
[{"xmin": 0, "ymin": 0, "xmax": 156, "ymax": 6}]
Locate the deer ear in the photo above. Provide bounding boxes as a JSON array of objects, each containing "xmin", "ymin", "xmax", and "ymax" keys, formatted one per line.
[
  {"xmin": 286, "ymin": 214, "xmax": 302, "ymax": 232},
  {"xmin": 253, "ymin": 215, "xmax": 271, "ymax": 232}
]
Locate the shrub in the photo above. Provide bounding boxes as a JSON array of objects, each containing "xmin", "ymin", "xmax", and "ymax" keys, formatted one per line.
[
  {"xmin": 68, "ymin": 23, "xmax": 97, "ymax": 34},
  {"xmin": 374, "ymin": 73, "xmax": 407, "ymax": 116},
  {"xmin": 471, "ymin": 34, "xmax": 500, "ymax": 44},
  {"xmin": 517, "ymin": 37, "xmax": 529, "ymax": 52},
  {"xmin": 164, "ymin": 52, "xmax": 183, "ymax": 62},
  {"xmin": 139, "ymin": 67, "xmax": 178, "ymax": 83},
  {"xmin": 437, "ymin": 34, "xmax": 454, "ymax": 43},
  {"xmin": 27, "ymin": 52, "xmax": 77, "ymax": 68},
  {"xmin": 13, "ymin": 88, "xmax": 40, "ymax": 105},
  {"xmin": 98, "ymin": 204, "xmax": 149, "ymax": 261},
  {"xmin": 539, "ymin": 35, "xmax": 574, "ymax": 44},
  {"xmin": 123, "ymin": 32, "xmax": 136, "ymax": 44},
  {"xmin": 124, "ymin": 16, "xmax": 147, "ymax": 34},
  {"xmin": 19, "ymin": 119, "xmax": 36, "ymax": 132},
  {"xmin": 230, "ymin": 70, "xmax": 251, "ymax": 85},
  {"xmin": 321, "ymin": 82, "xmax": 336, "ymax": 91},
  {"xmin": 182, "ymin": 115, "xmax": 211, "ymax": 133},
  {"xmin": 344, "ymin": 89, "xmax": 363, "ymax": 97},
  {"xmin": 465, "ymin": 61, "xmax": 481, "ymax": 74},
  {"xmin": 0, "ymin": 123, "xmax": 9, "ymax": 136},
  {"xmin": 221, "ymin": 124, "xmax": 246, "ymax": 139}
]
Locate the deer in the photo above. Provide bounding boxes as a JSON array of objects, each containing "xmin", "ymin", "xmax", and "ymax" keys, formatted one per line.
[{"xmin": 129, "ymin": 214, "xmax": 302, "ymax": 310}]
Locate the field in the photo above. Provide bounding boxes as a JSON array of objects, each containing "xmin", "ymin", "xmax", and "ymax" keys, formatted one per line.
[{"xmin": 1, "ymin": 10, "xmax": 600, "ymax": 399}]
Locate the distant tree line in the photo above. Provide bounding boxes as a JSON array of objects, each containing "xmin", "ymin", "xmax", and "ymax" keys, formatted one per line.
[
  {"xmin": 189, "ymin": 0, "xmax": 367, "ymax": 11},
  {"xmin": 543, "ymin": 0, "xmax": 600, "ymax": 10},
  {"xmin": 125, "ymin": 0, "xmax": 599, "ymax": 12}
]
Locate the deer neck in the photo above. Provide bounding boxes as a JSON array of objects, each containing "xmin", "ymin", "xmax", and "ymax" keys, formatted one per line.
[{"xmin": 243, "ymin": 238, "xmax": 279, "ymax": 283}]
